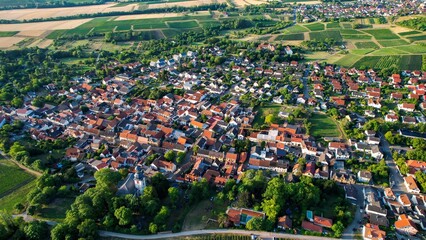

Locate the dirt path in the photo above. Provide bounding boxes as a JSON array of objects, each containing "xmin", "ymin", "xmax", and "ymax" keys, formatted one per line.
[{"xmin": 9, "ymin": 159, "xmax": 42, "ymax": 177}]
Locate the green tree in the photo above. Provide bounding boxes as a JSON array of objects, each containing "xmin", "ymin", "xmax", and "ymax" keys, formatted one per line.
[
  {"xmin": 151, "ymin": 173, "xmax": 170, "ymax": 199},
  {"xmin": 24, "ymin": 221, "xmax": 49, "ymax": 240},
  {"xmin": 94, "ymin": 168, "xmax": 121, "ymax": 191},
  {"xmin": 168, "ymin": 187, "xmax": 179, "ymax": 208},
  {"xmin": 332, "ymin": 221, "xmax": 345, "ymax": 238},
  {"xmin": 164, "ymin": 150, "xmax": 176, "ymax": 162},
  {"xmin": 114, "ymin": 206, "xmax": 132, "ymax": 226},
  {"xmin": 149, "ymin": 223, "xmax": 158, "ymax": 234},
  {"xmin": 77, "ymin": 219, "xmax": 98, "ymax": 240},
  {"xmin": 246, "ymin": 217, "xmax": 263, "ymax": 230}
]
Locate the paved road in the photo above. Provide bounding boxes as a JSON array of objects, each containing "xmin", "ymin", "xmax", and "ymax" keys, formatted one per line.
[
  {"xmin": 99, "ymin": 229, "xmax": 332, "ymax": 240},
  {"xmin": 341, "ymin": 185, "xmax": 364, "ymax": 239},
  {"xmin": 378, "ymin": 132, "xmax": 406, "ymax": 194}
]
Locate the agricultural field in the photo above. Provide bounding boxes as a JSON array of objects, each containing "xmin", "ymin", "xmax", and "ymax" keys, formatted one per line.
[
  {"xmin": 309, "ymin": 113, "xmax": 340, "ymax": 138},
  {"xmin": 362, "ymin": 29, "xmax": 400, "ymax": 39},
  {"xmin": 167, "ymin": 20, "xmax": 199, "ymax": 29},
  {"xmin": 378, "ymin": 39, "xmax": 409, "ymax": 47},
  {"xmin": 351, "ymin": 55, "xmax": 423, "ymax": 70},
  {"xmin": 0, "ymin": 159, "xmax": 35, "ymax": 197},
  {"xmin": 342, "ymin": 34, "xmax": 371, "ymax": 40},
  {"xmin": 303, "ymin": 22, "xmax": 324, "ymax": 31},
  {"xmin": 326, "ymin": 22, "xmax": 341, "ymax": 29},
  {"xmin": 399, "ymin": 30, "xmax": 422, "ymax": 36},
  {"xmin": 407, "ymin": 35, "xmax": 426, "ymax": 41},
  {"xmin": 285, "ymin": 24, "xmax": 309, "ymax": 33},
  {"xmin": 0, "ymin": 31, "xmax": 18, "ymax": 37},
  {"xmin": 355, "ymin": 42, "xmax": 379, "ymax": 48},
  {"xmin": 309, "ymin": 30, "xmax": 342, "ymax": 42},
  {"xmin": 276, "ymin": 33, "xmax": 304, "ymax": 40},
  {"xmin": 334, "ymin": 54, "xmax": 363, "ymax": 67}
]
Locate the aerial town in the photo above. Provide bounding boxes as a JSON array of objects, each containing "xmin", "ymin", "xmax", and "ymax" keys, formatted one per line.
[{"xmin": 0, "ymin": 0, "xmax": 426, "ymax": 238}]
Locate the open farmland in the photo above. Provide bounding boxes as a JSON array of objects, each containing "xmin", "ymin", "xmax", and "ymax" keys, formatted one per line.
[
  {"xmin": 303, "ymin": 22, "xmax": 324, "ymax": 31},
  {"xmin": 276, "ymin": 33, "xmax": 304, "ymax": 40},
  {"xmin": 309, "ymin": 30, "xmax": 342, "ymax": 42},
  {"xmin": 361, "ymin": 29, "xmax": 400, "ymax": 39},
  {"xmin": 0, "ymin": 159, "xmax": 35, "ymax": 197}
]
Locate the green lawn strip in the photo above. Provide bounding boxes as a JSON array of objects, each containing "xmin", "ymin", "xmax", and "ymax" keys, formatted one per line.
[
  {"xmin": 309, "ymin": 113, "xmax": 340, "ymax": 138},
  {"xmin": 253, "ymin": 104, "xmax": 283, "ymax": 126}
]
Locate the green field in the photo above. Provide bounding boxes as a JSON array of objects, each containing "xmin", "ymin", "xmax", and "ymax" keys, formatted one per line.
[
  {"xmin": 342, "ymin": 34, "xmax": 371, "ymax": 40},
  {"xmin": 334, "ymin": 54, "xmax": 363, "ymax": 67},
  {"xmin": 400, "ymin": 55, "xmax": 423, "ymax": 70},
  {"xmin": 342, "ymin": 23, "xmax": 353, "ymax": 29},
  {"xmin": 276, "ymin": 33, "xmax": 305, "ymax": 40},
  {"xmin": 304, "ymin": 22, "xmax": 324, "ymax": 31},
  {"xmin": 362, "ymin": 29, "xmax": 400, "ymax": 39},
  {"xmin": 352, "ymin": 56, "xmax": 381, "ymax": 68},
  {"xmin": 0, "ymin": 159, "xmax": 35, "ymax": 197},
  {"xmin": 352, "ymin": 55, "xmax": 423, "ymax": 70},
  {"xmin": 285, "ymin": 25, "xmax": 309, "ymax": 33},
  {"xmin": 310, "ymin": 30, "xmax": 342, "ymax": 42},
  {"xmin": 397, "ymin": 45, "xmax": 426, "ymax": 53},
  {"xmin": 340, "ymin": 29, "xmax": 363, "ymax": 34},
  {"xmin": 370, "ymin": 48, "xmax": 409, "ymax": 55},
  {"xmin": 351, "ymin": 49, "xmax": 375, "ymax": 55},
  {"xmin": 167, "ymin": 20, "xmax": 199, "ymax": 29},
  {"xmin": 253, "ymin": 104, "xmax": 283, "ymax": 126},
  {"xmin": 38, "ymin": 198, "xmax": 75, "ymax": 221},
  {"xmin": 407, "ymin": 35, "xmax": 426, "ymax": 41},
  {"xmin": 0, "ymin": 31, "xmax": 18, "ymax": 37},
  {"xmin": 326, "ymin": 22, "xmax": 341, "ymax": 29},
  {"xmin": 354, "ymin": 41, "xmax": 379, "ymax": 49},
  {"xmin": 309, "ymin": 113, "xmax": 340, "ymax": 138},
  {"xmin": 0, "ymin": 181, "xmax": 35, "ymax": 213},
  {"xmin": 399, "ymin": 30, "xmax": 422, "ymax": 36},
  {"xmin": 378, "ymin": 39, "xmax": 409, "ymax": 47}
]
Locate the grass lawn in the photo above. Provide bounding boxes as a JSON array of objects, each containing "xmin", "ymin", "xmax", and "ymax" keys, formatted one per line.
[
  {"xmin": 304, "ymin": 22, "xmax": 325, "ymax": 31},
  {"xmin": 253, "ymin": 104, "xmax": 283, "ymax": 126},
  {"xmin": 354, "ymin": 41, "xmax": 379, "ymax": 49},
  {"xmin": 0, "ymin": 159, "xmax": 35, "ymax": 197},
  {"xmin": 377, "ymin": 39, "xmax": 409, "ymax": 47},
  {"xmin": 38, "ymin": 197, "xmax": 75, "ymax": 222},
  {"xmin": 309, "ymin": 113, "xmax": 340, "ymax": 138},
  {"xmin": 362, "ymin": 29, "xmax": 400, "ymax": 39},
  {"xmin": 182, "ymin": 199, "xmax": 227, "ymax": 231},
  {"xmin": 0, "ymin": 181, "xmax": 35, "ymax": 213}
]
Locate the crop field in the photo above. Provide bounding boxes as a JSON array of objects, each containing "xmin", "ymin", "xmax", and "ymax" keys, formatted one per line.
[
  {"xmin": 370, "ymin": 48, "xmax": 409, "ymax": 55},
  {"xmin": 397, "ymin": 45, "xmax": 426, "ymax": 53},
  {"xmin": 0, "ymin": 31, "xmax": 18, "ymax": 37},
  {"xmin": 334, "ymin": 54, "xmax": 363, "ymax": 67},
  {"xmin": 342, "ymin": 23, "xmax": 353, "ymax": 29},
  {"xmin": 0, "ymin": 181, "xmax": 35, "ymax": 213},
  {"xmin": 354, "ymin": 41, "xmax": 379, "ymax": 49},
  {"xmin": 285, "ymin": 25, "xmax": 309, "ymax": 33},
  {"xmin": 362, "ymin": 29, "xmax": 400, "ymax": 39},
  {"xmin": 378, "ymin": 39, "xmax": 409, "ymax": 47},
  {"xmin": 304, "ymin": 22, "xmax": 324, "ymax": 31},
  {"xmin": 167, "ymin": 20, "xmax": 199, "ymax": 28},
  {"xmin": 309, "ymin": 113, "xmax": 340, "ymax": 138},
  {"xmin": 342, "ymin": 34, "xmax": 371, "ymax": 40},
  {"xmin": 399, "ymin": 30, "xmax": 422, "ymax": 36},
  {"xmin": 276, "ymin": 33, "xmax": 305, "ymax": 40},
  {"xmin": 0, "ymin": 159, "xmax": 35, "ymax": 197},
  {"xmin": 326, "ymin": 22, "xmax": 341, "ymax": 29},
  {"xmin": 309, "ymin": 30, "xmax": 342, "ymax": 42},
  {"xmin": 352, "ymin": 55, "xmax": 423, "ymax": 70},
  {"xmin": 400, "ymin": 55, "xmax": 422, "ymax": 70},
  {"xmin": 340, "ymin": 29, "xmax": 362, "ymax": 34},
  {"xmin": 407, "ymin": 35, "xmax": 426, "ymax": 41}
]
